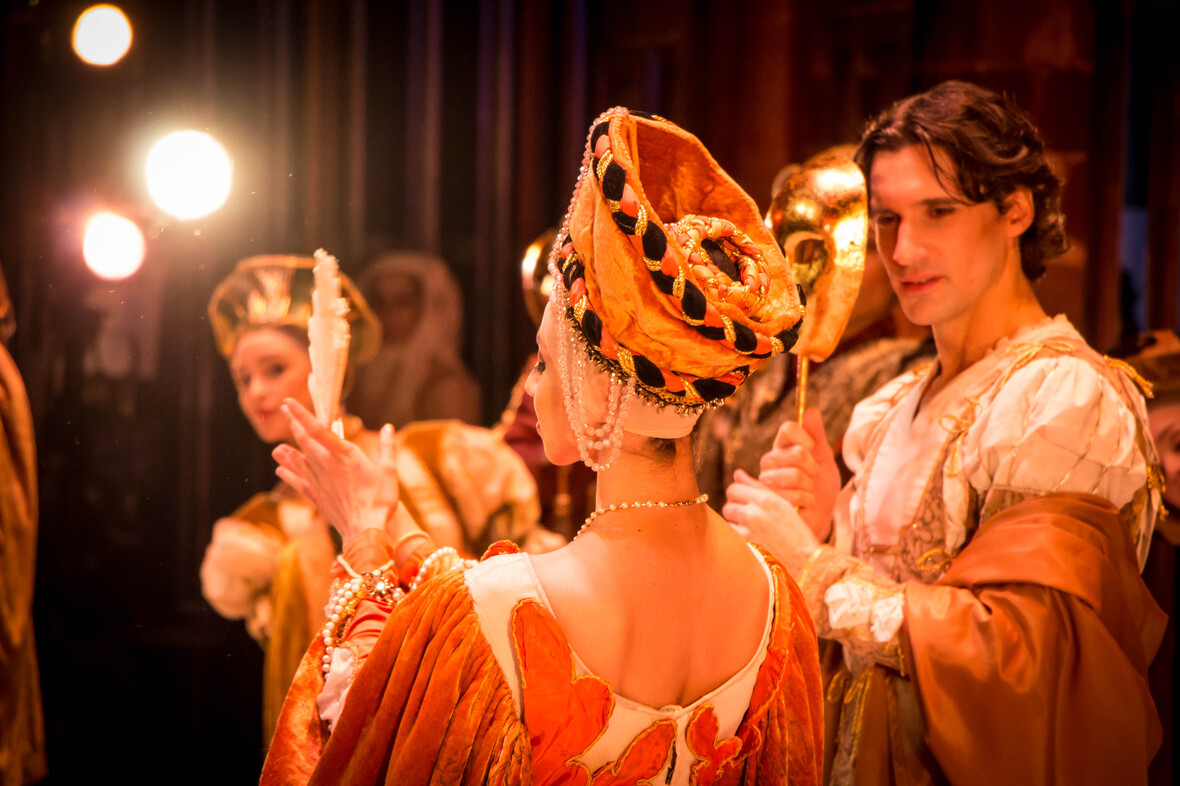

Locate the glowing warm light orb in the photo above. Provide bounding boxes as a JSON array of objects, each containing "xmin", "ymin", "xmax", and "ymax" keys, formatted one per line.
[
  {"xmin": 145, "ymin": 131, "xmax": 233, "ymax": 220},
  {"xmin": 72, "ymin": 5, "xmax": 133, "ymax": 66},
  {"xmin": 83, "ymin": 212, "xmax": 146, "ymax": 280}
]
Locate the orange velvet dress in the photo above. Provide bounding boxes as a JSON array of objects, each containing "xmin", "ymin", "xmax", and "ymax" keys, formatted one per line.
[{"xmin": 261, "ymin": 536, "xmax": 824, "ymax": 785}]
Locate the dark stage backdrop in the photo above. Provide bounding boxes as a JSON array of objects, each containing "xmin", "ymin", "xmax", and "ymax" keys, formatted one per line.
[{"xmin": 1, "ymin": 0, "xmax": 1177, "ymax": 782}]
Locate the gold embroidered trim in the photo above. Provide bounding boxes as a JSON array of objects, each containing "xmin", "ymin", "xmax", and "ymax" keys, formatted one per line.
[
  {"xmin": 560, "ymin": 250, "xmax": 577, "ymax": 275},
  {"xmin": 595, "ymin": 149, "xmax": 614, "ymax": 182},
  {"xmin": 721, "ymin": 315, "xmax": 736, "ymax": 345},
  {"xmin": 615, "ymin": 345, "xmax": 637, "ymax": 377},
  {"xmin": 634, "ymin": 204, "xmax": 648, "ymax": 240},
  {"xmin": 1105, "ymin": 355, "xmax": 1155, "ymax": 399},
  {"xmin": 914, "ymin": 548, "xmax": 952, "ymax": 573},
  {"xmin": 996, "ymin": 339, "xmax": 1077, "ymax": 389},
  {"xmin": 938, "ymin": 397, "xmax": 981, "ymax": 478}
]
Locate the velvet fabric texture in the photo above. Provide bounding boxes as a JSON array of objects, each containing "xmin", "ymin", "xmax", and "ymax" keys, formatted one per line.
[
  {"xmin": 823, "ymin": 493, "xmax": 1165, "ymax": 785},
  {"xmin": 261, "ymin": 544, "xmax": 825, "ymax": 785}
]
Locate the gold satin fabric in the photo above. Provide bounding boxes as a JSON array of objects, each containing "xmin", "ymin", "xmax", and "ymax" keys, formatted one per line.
[{"xmin": 824, "ymin": 493, "xmax": 1165, "ymax": 785}]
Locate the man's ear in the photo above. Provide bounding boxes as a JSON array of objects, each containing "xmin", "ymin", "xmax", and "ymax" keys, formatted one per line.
[{"xmin": 1002, "ymin": 187, "xmax": 1034, "ymax": 237}]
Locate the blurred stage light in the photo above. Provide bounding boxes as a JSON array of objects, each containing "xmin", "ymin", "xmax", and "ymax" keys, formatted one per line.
[
  {"xmin": 73, "ymin": 5, "xmax": 133, "ymax": 66},
  {"xmin": 145, "ymin": 131, "xmax": 232, "ymax": 220},
  {"xmin": 84, "ymin": 212, "xmax": 145, "ymax": 280}
]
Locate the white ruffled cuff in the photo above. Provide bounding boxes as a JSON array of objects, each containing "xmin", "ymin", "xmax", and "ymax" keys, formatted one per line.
[{"xmin": 317, "ymin": 646, "xmax": 358, "ymax": 733}]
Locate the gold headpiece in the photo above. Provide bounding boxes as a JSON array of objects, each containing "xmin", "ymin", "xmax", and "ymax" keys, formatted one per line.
[
  {"xmin": 208, "ymin": 254, "xmax": 380, "ymax": 368},
  {"xmin": 521, "ymin": 229, "xmax": 558, "ymax": 328}
]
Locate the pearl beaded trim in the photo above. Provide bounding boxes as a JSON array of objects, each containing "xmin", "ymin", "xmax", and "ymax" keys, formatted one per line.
[
  {"xmin": 320, "ymin": 549, "xmax": 478, "ymax": 677},
  {"xmin": 573, "ymin": 492, "xmax": 709, "ymax": 540}
]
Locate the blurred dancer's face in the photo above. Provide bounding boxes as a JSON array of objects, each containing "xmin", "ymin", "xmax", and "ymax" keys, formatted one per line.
[
  {"xmin": 525, "ymin": 304, "xmax": 580, "ymax": 465},
  {"xmin": 371, "ymin": 272, "xmax": 422, "ymax": 348},
  {"xmin": 230, "ymin": 327, "xmax": 316, "ymax": 444},
  {"xmin": 1148, "ymin": 398, "xmax": 1180, "ymax": 509}
]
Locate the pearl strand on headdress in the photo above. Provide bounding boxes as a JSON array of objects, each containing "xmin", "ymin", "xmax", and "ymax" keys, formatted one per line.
[
  {"xmin": 554, "ymin": 303, "xmax": 633, "ymax": 470},
  {"xmin": 548, "ymin": 107, "xmax": 636, "ymax": 472},
  {"xmin": 572, "ymin": 493, "xmax": 709, "ymax": 540}
]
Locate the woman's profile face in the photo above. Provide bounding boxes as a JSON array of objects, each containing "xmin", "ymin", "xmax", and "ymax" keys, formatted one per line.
[
  {"xmin": 230, "ymin": 327, "xmax": 315, "ymax": 444},
  {"xmin": 525, "ymin": 304, "xmax": 580, "ymax": 466}
]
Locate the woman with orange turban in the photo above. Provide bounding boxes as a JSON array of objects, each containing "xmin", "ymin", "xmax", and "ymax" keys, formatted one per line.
[{"xmin": 262, "ymin": 109, "xmax": 824, "ymax": 784}]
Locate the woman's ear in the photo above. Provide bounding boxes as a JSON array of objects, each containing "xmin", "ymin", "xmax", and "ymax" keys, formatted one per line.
[{"xmin": 1002, "ymin": 187, "xmax": 1034, "ymax": 237}]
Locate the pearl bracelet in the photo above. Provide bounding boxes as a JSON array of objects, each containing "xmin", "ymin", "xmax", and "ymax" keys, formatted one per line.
[
  {"xmin": 408, "ymin": 547, "xmax": 477, "ymax": 593},
  {"xmin": 320, "ymin": 565, "xmax": 403, "ymax": 676}
]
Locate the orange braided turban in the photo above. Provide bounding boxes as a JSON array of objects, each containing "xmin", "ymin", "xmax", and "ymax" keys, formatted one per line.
[{"xmin": 552, "ymin": 108, "xmax": 803, "ymax": 411}]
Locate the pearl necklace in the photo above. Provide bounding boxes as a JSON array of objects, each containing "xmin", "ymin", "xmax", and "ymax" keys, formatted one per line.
[{"xmin": 573, "ymin": 493, "xmax": 709, "ymax": 540}]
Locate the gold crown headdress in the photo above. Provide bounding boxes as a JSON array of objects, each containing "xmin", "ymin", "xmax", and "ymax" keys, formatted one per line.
[{"xmin": 208, "ymin": 254, "xmax": 380, "ymax": 369}]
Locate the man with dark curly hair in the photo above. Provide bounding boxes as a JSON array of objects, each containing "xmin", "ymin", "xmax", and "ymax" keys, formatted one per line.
[{"xmin": 726, "ymin": 80, "xmax": 1166, "ymax": 784}]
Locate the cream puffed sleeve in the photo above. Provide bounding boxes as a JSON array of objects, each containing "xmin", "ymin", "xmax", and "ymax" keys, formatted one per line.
[
  {"xmin": 796, "ymin": 351, "xmax": 1158, "ymax": 672},
  {"xmin": 200, "ymin": 517, "xmax": 284, "ymax": 641},
  {"xmin": 962, "ymin": 355, "xmax": 1157, "ymax": 567},
  {"xmin": 792, "ymin": 371, "xmax": 928, "ymax": 674}
]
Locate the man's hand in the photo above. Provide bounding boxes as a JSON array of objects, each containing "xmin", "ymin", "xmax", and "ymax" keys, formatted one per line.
[
  {"xmin": 723, "ymin": 469, "xmax": 821, "ymax": 577},
  {"xmin": 757, "ymin": 407, "xmax": 840, "ymax": 542},
  {"xmin": 272, "ymin": 398, "xmax": 400, "ymax": 548}
]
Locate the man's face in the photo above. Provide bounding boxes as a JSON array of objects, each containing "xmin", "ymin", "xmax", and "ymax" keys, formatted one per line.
[{"xmin": 868, "ymin": 145, "xmax": 1021, "ymax": 332}]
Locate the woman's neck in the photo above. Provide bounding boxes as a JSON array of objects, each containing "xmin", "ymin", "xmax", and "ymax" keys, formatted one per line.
[{"xmin": 581, "ymin": 433, "xmax": 707, "ymax": 540}]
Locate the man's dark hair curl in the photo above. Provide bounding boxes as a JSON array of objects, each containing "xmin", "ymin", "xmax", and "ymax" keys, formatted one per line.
[{"xmin": 854, "ymin": 80, "xmax": 1067, "ymax": 281}]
